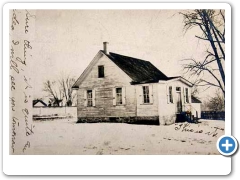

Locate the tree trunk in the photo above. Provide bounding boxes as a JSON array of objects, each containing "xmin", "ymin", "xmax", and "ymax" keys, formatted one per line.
[{"xmin": 202, "ymin": 10, "xmax": 225, "ymax": 95}]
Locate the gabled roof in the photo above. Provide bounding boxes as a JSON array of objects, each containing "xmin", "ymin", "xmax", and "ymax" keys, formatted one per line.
[
  {"xmin": 191, "ymin": 96, "xmax": 202, "ymax": 103},
  {"xmin": 33, "ymin": 99, "xmax": 47, "ymax": 107},
  {"xmin": 103, "ymin": 51, "xmax": 169, "ymax": 84},
  {"xmin": 166, "ymin": 76, "xmax": 193, "ymax": 87},
  {"xmin": 72, "ymin": 50, "xmax": 188, "ymax": 88}
]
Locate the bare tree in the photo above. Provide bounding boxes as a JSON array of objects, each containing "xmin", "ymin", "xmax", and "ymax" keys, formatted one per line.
[
  {"xmin": 180, "ymin": 9, "xmax": 225, "ymax": 96},
  {"xmin": 191, "ymin": 86, "xmax": 199, "ymax": 97},
  {"xmin": 207, "ymin": 91, "xmax": 225, "ymax": 111},
  {"xmin": 43, "ymin": 80, "xmax": 63, "ymax": 106},
  {"xmin": 59, "ymin": 75, "xmax": 76, "ymax": 106},
  {"xmin": 43, "ymin": 75, "xmax": 76, "ymax": 106}
]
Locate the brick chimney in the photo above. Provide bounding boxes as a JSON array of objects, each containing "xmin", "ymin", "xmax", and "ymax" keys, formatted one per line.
[{"xmin": 103, "ymin": 42, "xmax": 109, "ymax": 54}]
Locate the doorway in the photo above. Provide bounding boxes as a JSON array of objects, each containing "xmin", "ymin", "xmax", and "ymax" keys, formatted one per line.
[{"xmin": 176, "ymin": 92, "xmax": 182, "ymax": 113}]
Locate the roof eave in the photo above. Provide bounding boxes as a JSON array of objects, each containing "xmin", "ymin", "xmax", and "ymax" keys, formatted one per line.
[{"xmin": 167, "ymin": 77, "xmax": 193, "ymax": 87}]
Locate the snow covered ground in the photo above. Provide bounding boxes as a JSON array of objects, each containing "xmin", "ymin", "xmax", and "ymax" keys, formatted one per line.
[{"xmin": 30, "ymin": 118, "xmax": 224, "ymax": 155}]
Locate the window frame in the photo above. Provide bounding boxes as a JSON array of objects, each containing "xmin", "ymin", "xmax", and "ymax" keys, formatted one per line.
[
  {"xmin": 185, "ymin": 88, "xmax": 189, "ymax": 103},
  {"xmin": 116, "ymin": 87, "xmax": 123, "ymax": 105},
  {"xmin": 169, "ymin": 86, "xmax": 173, "ymax": 103},
  {"xmin": 143, "ymin": 86, "xmax": 150, "ymax": 104},
  {"xmin": 98, "ymin": 65, "xmax": 105, "ymax": 78},
  {"xmin": 176, "ymin": 87, "xmax": 181, "ymax": 92},
  {"xmin": 87, "ymin": 90, "xmax": 93, "ymax": 107}
]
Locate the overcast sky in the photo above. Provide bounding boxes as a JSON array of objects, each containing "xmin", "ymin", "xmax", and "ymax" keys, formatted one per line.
[{"xmin": 31, "ymin": 10, "xmax": 220, "ymax": 101}]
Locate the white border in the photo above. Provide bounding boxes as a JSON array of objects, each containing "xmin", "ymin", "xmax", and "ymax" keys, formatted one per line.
[{"xmin": 3, "ymin": 3, "xmax": 231, "ymax": 175}]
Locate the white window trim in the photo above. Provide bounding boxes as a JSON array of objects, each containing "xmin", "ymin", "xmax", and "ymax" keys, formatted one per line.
[
  {"xmin": 140, "ymin": 84, "xmax": 153, "ymax": 105},
  {"xmin": 116, "ymin": 87, "xmax": 123, "ymax": 105},
  {"xmin": 113, "ymin": 87, "xmax": 126, "ymax": 106},
  {"xmin": 84, "ymin": 89, "xmax": 96, "ymax": 107},
  {"xmin": 87, "ymin": 90, "xmax": 93, "ymax": 107}
]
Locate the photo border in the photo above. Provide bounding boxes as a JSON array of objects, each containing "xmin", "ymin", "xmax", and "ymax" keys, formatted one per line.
[{"xmin": 3, "ymin": 2, "xmax": 231, "ymax": 175}]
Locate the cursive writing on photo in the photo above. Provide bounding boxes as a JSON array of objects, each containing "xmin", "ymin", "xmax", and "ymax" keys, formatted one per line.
[
  {"xmin": 11, "ymin": 117, "xmax": 19, "ymax": 153},
  {"xmin": 23, "ymin": 40, "xmax": 32, "ymax": 66},
  {"xmin": 10, "ymin": 44, "xmax": 19, "ymax": 74},
  {"xmin": 23, "ymin": 76, "xmax": 32, "ymax": 89},
  {"xmin": 175, "ymin": 123, "xmax": 203, "ymax": 133},
  {"xmin": 23, "ymin": 92, "xmax": 29, "ymax": 103},
  {"xmin": 23, "ymin": 141, "xmax": 30, "ymax": 153},
  {"xmin": 22, "ymin": 108, "xmax": 34, "ymax": 136},
  {"xmin": 9, "ymin": 97, "xmax": 16, "ymax": 111},
  {"xmin": 174, "ymin": 123, "xmax": 224, "ymax": 137},
  {"xmin": 10, "ymin": 75, "xmax": 16, "ymax": 91},
  {"xmin": 11, "ymin": 9, "xmax": 19, "ymax": 31},
  {"xmin": 25, "ymin": 10, "xmax": 35, "ymax": 34}
]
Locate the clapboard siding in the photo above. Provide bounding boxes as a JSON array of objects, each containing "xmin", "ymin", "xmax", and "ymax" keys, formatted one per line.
[
  {"xmin": 77, "ymin": 54, "xmax": 136, "ymax": 118},
  {"xmin": 79, "ymin": 55, "xmax": 131, "ymax": 88},
  {"xmin": 78, "ymin": 86, "xmax": 136, "ymax": 117}
]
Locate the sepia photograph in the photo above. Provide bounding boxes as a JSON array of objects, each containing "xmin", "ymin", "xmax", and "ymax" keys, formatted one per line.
[{"xmin": 9, "ymin": 8, "xmax": 225, "ymax": 155}]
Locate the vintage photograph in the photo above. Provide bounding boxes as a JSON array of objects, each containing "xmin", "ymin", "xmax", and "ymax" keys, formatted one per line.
[{"xmin": 9, "ymin": 9, "xmax": 225, "ymax": 155}]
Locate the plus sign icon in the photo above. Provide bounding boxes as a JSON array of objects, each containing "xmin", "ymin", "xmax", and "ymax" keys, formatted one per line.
[{"xmin": 217, "ymin": 135, "xmax": 238, "ymax": 156}]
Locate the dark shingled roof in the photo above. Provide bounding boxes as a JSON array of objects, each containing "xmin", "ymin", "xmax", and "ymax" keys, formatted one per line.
[
  {"xmin": 103, "ymin": 51, "xmax": 169, "ymax": 84},
  {"xmin": 191, "ymin": 96, "xmax": 202, "ymax": 103},
  {"xmin": 167, "ymin": 76, "xmax": 181, "ymax": 80}
]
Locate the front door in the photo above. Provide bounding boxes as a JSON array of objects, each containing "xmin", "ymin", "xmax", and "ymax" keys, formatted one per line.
[{"xmin": 176, "ymin": 92, "xmax": 182, "ymax": 113}]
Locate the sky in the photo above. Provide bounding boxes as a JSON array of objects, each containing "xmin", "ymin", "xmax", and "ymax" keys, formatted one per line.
[{"xmin": 31, "ymin": 10, "xmax": 222, "ymax": 101}]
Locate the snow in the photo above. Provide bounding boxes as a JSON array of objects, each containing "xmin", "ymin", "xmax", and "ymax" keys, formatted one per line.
[{"xmin": 30, "ymin": 118, "xmax": 225, "ymax": 155}]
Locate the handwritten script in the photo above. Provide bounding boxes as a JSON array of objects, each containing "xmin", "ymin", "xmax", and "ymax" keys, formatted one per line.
[
  {"xmin": 10, "ymin": 9, "xmax": 35, "ymax": 154},
  {"xmin": 175, "ymin": 123, "xmax": 224, "ymax": 137}
]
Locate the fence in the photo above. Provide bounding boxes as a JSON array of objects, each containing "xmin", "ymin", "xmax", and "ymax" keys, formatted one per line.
[
  {"xmin": 33, "ymin": 106, "xmax": 77, "ymax": 118},
  {"xmin": 201, "ymin": 111, "xmax": 225, "ymax": 120}
]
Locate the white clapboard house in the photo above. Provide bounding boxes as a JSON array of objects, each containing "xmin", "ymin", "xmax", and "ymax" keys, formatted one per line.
[{"xmin": 72, "ymin": 42, "xmax": 201, "ymax": 125}]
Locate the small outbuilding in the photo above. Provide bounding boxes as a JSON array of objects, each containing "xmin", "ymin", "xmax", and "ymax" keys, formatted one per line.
[
  {"xmin": 191, "ymin": 96, "xmax": 202, "ymax": 119},
  {"xmin": 33, "ymin": 99, "xmax": 47, "ymax": 107}
]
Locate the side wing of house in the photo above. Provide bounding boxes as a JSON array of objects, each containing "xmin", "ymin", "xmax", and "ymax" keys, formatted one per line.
[
  {"xmin": 74, "ymin": 51, "xmax": 137, "ymax": 121},
  {"xmin": 158, "ymin": 78, "xmax": 192, "ymax": 125}
]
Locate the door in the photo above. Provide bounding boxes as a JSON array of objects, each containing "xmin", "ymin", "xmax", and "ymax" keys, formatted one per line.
[{"xmin": 176, "ymin": 92, "xmax": 182, "ymax": 113}]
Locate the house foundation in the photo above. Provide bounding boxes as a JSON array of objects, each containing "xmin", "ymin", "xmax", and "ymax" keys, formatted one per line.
[{"xmin": 77, "ymin": 116, "xmax": 160, "ymax": 125}]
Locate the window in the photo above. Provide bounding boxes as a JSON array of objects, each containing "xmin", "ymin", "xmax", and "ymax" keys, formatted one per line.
[
  {"xmin": 143, "ymin": 86, "xmax": 150, "ymax": 103},
  {"xmin": 98, "ymin": 65, "xmax": 104, "ymax": 78},
  {"xmin": 185, "ymin": 88, "xmax": 189, "ymax": 103},
  {"xmin": 169, "ymin": 86, "xmax": 173, "ymax": 103},
  {"xmin": 113, "ymin": 87, "xmax": 125, "ymax": 105},
  {"xmin": 87, "ymin": 90, "xmax": 93, "ymax": 106},
  {"xmin": 116, "ymin": 88, "xmax": 123, "ymax": 105},
  {"xmin": 176, "ymin": 87, "xmax": 181, "ymax": 92},
  {"xmin": 84, "ymin": 89, "xmax": 95, "ymax": 107}
]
